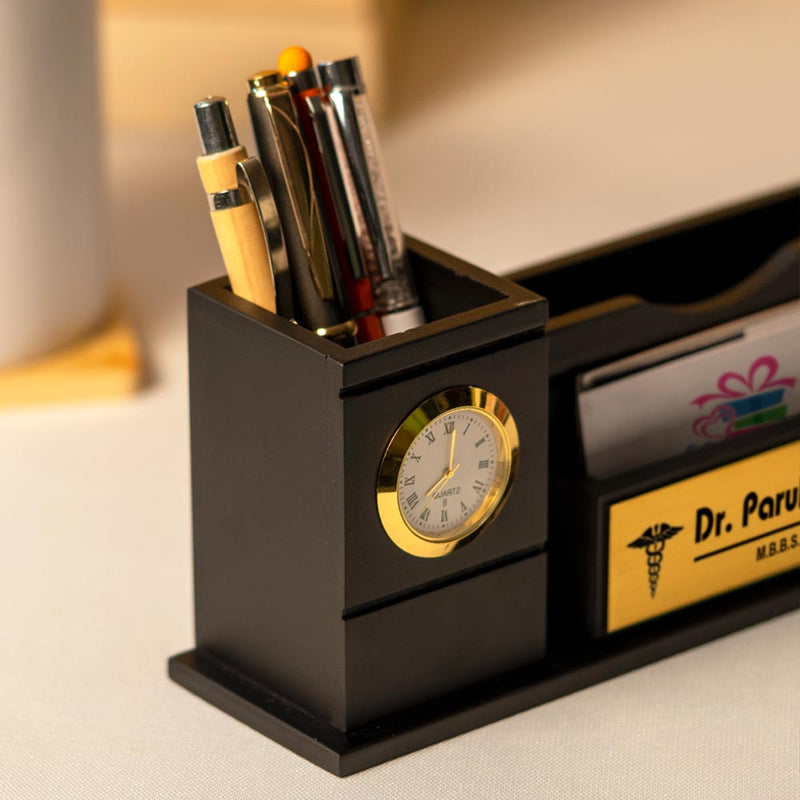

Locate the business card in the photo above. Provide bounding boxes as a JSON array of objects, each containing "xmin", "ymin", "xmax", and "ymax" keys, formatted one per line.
[{"xmin": 578, "ymin": 302, "xmax": 800, "ymax": 479}]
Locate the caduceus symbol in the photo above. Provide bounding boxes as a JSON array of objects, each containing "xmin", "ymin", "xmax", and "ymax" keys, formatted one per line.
[{"xmin": 627, "ymin": 523, "xmax": 683, "ymax": 598}]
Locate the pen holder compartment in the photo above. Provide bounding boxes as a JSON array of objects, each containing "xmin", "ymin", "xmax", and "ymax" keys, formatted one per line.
[
  {"xmin": 180, "ymin": 239, "xmax": 549, "ymax": 750},
  {"xmin": 511, "ymin": 186, "xmax": 800, "ymax": 642}
]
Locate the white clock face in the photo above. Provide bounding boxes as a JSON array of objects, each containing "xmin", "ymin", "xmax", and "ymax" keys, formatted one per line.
[{"xmin": 396, "ymin": 407, "xmax": 508, "ymax": 541}]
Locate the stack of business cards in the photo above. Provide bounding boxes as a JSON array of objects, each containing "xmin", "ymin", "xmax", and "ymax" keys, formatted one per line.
[{"xmin": 578, "ymin": 301, "xmax": 800, "ymax": 479}]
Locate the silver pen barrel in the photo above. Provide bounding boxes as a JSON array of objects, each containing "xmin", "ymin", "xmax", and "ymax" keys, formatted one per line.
[
  {"xmin": 302, "ymin": 90, "xmax": 369, "ymax": 284},
  {"xmin": 247, "ymin": 70, "xmax": 350, "ymax": 336},
  {"xmin": 318, "ymin": 57, "xmax": 424, "ymax": 333}
]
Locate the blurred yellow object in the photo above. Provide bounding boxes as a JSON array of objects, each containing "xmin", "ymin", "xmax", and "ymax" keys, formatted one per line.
[
  {"xmin": 0, "ymin": 314, "xmax": 142, "ymax": 408},
  {"xmin": 277, "ymin": 45, "xmax": 313, "ymax": 75}
]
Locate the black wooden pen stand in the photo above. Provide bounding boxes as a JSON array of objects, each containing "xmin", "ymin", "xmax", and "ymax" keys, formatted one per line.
[{"xmin": 170, "ymin": 239, "xmax": 549, "ymax": 774}]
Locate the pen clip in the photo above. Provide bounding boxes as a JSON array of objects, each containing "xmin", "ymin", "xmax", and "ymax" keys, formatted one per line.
[
  {"xmin": 236, "ymin": 157, "xmax": 294, "ymax": 320},
  {"xmin": 272, "ymin": 103, "xmax": 336, "ymax": 301}
]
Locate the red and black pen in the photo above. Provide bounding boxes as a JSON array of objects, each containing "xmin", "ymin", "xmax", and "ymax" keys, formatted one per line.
[{"xmin": 279, "ymin": 47, "xmax": 384, "ymax": 343}]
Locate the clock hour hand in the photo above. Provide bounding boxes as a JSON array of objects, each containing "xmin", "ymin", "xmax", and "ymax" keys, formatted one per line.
[
  {"xmin": 422, "ymin": 463, "xmax": 460, "ymax": 512},
  {"xmin": 425, "ymin": 470, "xmax": 450, "ymax": 499},
  {"xmin": 448, "ymin": 427, "xmax": 456, "ymax": 472},
  {"xmin": 443, "ymin": 462, "xmax": 460, "ymax": 485}
]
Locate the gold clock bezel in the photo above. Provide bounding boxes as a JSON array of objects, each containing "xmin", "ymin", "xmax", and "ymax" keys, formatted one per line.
[{"xmin": 376, "ymin": 386, "xmax": 520, "ymax": 558}]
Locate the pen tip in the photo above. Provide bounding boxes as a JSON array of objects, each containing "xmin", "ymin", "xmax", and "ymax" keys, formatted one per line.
[{"xmin": 277, "ymin": 46, "xmax": 313, "ymax": 76}]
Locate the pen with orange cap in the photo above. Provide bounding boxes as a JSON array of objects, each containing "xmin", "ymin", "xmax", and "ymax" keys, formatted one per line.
[{"xmin": 278, "ymin": 47, "xmax": 384, "ymax": 343}]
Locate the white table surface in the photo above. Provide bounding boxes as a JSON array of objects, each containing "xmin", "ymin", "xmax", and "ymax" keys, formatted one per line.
[{"xmin": 2, "ymin": 1, "xmax": 799, "ymax": 796}]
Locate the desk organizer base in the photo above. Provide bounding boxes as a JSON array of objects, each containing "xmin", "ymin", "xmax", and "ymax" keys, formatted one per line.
[{"xmin": 168, "ymin": 571, "xmax": 798, "ymax": 777}]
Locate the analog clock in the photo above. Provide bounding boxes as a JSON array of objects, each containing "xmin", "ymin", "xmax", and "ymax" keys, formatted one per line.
[{"xmin": 376, "ymin": 386, "xmax": 519, "ymax": 557}]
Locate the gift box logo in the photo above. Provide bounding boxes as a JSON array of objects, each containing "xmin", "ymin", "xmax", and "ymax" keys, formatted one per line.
[{"xmin": 691, "ymin": 355, "xmax": 796, "ymax": 441}]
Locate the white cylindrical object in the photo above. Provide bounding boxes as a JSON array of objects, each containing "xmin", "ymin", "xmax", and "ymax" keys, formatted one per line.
[
  {"xmin": 0, "ymin": 0, "xmax": 108, "ymax": 367},
  {"xmin": 380, "ymin": 305, "xmax": 427, "ymax": 336}
]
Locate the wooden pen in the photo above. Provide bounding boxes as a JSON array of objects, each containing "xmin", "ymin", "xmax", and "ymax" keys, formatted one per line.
[{"xmin": 194, "ymin": 96, "xmax": 277, "ymax": 314}]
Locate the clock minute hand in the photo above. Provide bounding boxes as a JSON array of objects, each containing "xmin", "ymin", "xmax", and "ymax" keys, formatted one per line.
[{"xmin": 448, "ymin": 428, "xmax": 456, "ymax": 472}]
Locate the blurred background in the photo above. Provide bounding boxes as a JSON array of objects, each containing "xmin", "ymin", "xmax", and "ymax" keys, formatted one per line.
[
  {"xmin": 98, "ymin": 0, "xmax": 800, "ymax": 350},
  {"xmin": 2, "ymin": 1, "xmax": 799, "ymax": 797}
]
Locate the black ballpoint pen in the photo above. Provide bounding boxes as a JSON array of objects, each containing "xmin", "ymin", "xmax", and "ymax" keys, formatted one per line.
[{"xmin": 246, "ymin": 70, "xmax": 355, "ymax": 342}]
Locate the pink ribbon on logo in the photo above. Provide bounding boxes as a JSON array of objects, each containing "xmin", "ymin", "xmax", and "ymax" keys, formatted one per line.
[
  {"xmin": 690, "ymin": 355, "xmax": 796, "ymax": 409},
  {"xmin": 692, "ymin": 404, "xmax": 736, "ymax": 439}
]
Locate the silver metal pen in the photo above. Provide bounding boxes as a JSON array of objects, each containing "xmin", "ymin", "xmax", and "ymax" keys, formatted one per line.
[
  {"xmin": 285, "ymin": 65, "xmax": 384, "ymax": 342},
  {"xmin": 318, "ymin": 56, "xmax": 425, "ymax": 335}
]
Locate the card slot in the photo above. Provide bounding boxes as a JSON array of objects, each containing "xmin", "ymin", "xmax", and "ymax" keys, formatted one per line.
[
  {"xmin": 544, "ymin": 239, "xmax": 799, "ymax": 377},
  {"xmin": 511, "ymin": 186, "xmax": 800, "ymax": 491},
  {"xmin": 576, "ymin": 297, "xmax": 800, "ymax": 480},
  {"xmin": 511, "ymin": 186, "xmax": 799, "ymax": 315},
  {"xmin": 509, "ymin": 188, "xmax": 799, "ymax": 380}
]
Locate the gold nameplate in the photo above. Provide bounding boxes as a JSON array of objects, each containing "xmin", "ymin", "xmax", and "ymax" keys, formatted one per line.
[{"xmin": 607, "ymin": 440, "xmax": 800, "ymax": 632}]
